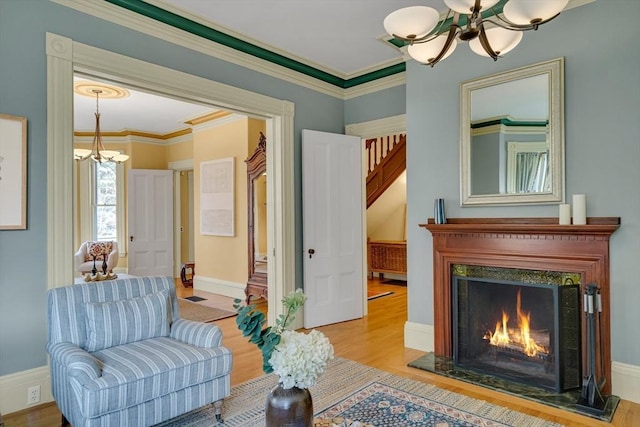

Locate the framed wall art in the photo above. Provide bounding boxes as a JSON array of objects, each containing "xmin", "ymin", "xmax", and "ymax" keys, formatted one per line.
[
  {"xmin": 200, "ymin": 157, "xmax": 234, "ymax": 236},
  {"xmin": 0, "ymin": 114, "xmax": 27, "ymax": 230}
]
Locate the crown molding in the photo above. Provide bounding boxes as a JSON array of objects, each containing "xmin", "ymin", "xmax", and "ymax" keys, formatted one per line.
[
  {"xmin": 51, "ymin": 0, "xmax": 345, "ymax": 98},
  {"xmin": 344, "ymin": 71, "xmax": 406, "ymax": 100},
  {"xmin": 50, "ymin": 0, "xmax": 407, "ymax": 99},
  {"xmin": 191, "ymin": 113, "xmax": 246, "ymax": 133}
]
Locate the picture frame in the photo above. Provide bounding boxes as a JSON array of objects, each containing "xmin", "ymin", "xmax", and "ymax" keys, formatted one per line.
[
  {"xmin": 200, "ymin": 157, "xmax": 235, "ymax": 236},
  {"xmin": 0, "ymin": 114, "xmax": 27, "ymax": 230}
]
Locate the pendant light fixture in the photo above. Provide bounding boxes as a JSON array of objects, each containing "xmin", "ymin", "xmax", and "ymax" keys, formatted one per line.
[
  {"xmin": 384, "ymin": 0, "xmax": 569, "ymax": 67},
  {"xmin": 74, "ymin": 89, "xmax": 129, "ymax": 164}
]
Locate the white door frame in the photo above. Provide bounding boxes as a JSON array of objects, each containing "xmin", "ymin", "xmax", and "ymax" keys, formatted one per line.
[
  {"xmin": 345, "ymin": 115, "xmax": 407, "ymax": 316},
  {"xmin": 169, "ymin": 160, "xmax": 194, "ymax": 278},
  {"xmin": 46, "ymin": 33, "xmax": 295, "ymax": 326}
]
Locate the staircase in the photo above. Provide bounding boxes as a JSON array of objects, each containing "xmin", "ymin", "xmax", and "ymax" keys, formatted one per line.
[{"xmin": 365, "ymin": 134, "xmax": 406, "ymax": 208}]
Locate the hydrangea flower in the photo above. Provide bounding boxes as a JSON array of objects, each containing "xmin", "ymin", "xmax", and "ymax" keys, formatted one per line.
[{"xmin": 269, "ymin": 329, "xmax": 334, "ymax": 389}]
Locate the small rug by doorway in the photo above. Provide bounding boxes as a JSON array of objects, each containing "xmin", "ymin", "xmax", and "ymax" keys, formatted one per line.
[
  {"xmin": 156, "ymin": 358, "xmax": 563, "ymax": 427},
  {"xmin": 177, "ymin": 299, "xmax": 236, "ymax": 323},
  {"xmin": 184, "ymin": 295, "xmax": 207, "ymax": 302},
  {"xmin": 367, "ymin": 290, "xmax": 393, "ymax": 301}
]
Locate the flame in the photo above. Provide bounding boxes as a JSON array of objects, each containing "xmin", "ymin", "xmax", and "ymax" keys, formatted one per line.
[{"xmin": 484, "ymin": 289, "xmax": 547, "ymax": 357}]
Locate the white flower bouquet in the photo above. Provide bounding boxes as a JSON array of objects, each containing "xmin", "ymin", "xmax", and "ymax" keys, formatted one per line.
[
  {"xmin": 269, "ymin": 329, "xmax": 334, "ymax": 389},
  {"xmin": 235, "ymin": 289, "xmax": 334, "ymax": 388}
]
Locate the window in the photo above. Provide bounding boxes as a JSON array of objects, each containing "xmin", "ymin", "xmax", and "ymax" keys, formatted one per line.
[
  {"xmin": 78, "ymin": 158, "xmax": 125, "ymax": 254},
  {"xmin": 94, "ymin": 162, "xmax": 117, "ymax": 240}
]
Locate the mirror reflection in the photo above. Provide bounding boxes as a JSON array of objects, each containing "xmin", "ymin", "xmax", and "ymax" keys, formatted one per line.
[
  {"xmin": 471, "ymin": 73, "xmax": 549, "ymax": 195},
  {"xmin": 253, "ymin": 174, "xmax": 267, "ymax": 275},
  {"xmin": 461, "ymin": 58, "xmax": 564, "ymax": 206}
]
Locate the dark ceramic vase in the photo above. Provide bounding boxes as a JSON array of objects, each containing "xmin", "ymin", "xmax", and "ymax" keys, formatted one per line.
[{"xmin": 265, "ymin": 383, "xmax": 313, "ymax": 427}]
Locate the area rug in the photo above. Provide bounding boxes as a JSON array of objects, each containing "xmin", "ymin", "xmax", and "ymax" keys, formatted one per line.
[
  {"xmin": 177, "ymin": 298, "xmax": 236, "ymax": 323},
  {"xmin": 367, "ymin": 291, "xmax": 393, "ymax": 301},
  {"xmin": 156, "ymin": 358, "xmax": 563, "ymax": 427}
]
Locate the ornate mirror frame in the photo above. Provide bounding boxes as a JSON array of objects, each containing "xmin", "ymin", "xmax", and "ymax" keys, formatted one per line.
[
  {"xmin": 245, "ymin": 132, "xmax": 267, "ymax": 303},
  {"xmin": 460, "ymin": 57, "xmax": 565, "ymax": 206}
]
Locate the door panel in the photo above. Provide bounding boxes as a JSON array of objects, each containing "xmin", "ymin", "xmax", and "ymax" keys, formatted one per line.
[
  {"xmin": 128, "ymin": 169, "xmax": 174, "ymax": 277},
  {"xmin": 302, "ymin": 129, "xmax": 364, "ymax": 328}
]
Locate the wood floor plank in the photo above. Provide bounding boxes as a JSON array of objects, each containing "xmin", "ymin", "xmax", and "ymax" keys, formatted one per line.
[{"xmin": 5, "ymin": 279, "xmax": 638, "ymax": 426}]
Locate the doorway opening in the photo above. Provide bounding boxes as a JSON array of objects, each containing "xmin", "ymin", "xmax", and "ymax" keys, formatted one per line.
[{"xmin": 47, "ymin": 32, "xmax": 295, "ymax": 327}]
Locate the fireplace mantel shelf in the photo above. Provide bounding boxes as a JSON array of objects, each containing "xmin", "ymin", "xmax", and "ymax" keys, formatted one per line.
[
  {"xmin": 420, "ymin": 216, "xmax": 620, "ymax": 394},
  {"xmin": 420, "ymin": 217, "xmax": 620, "ymax": 236}
]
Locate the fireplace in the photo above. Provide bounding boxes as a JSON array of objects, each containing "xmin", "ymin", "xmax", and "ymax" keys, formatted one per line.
[
  {"xmin": 421, "ymin": 217, "xmax": 620, "ymax": 394},
  {"xmin": 452, "ymin": 271, "xmax": 581, "ymax": 392}
]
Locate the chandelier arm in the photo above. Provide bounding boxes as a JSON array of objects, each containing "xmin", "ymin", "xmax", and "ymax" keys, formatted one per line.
[
  {"xmin": 477, "ymin": 25, "xmax": 499, "ymax": 61},
  {"xmin": 427, "ymin": 23, "xmax": 460, "ymax": 67}
]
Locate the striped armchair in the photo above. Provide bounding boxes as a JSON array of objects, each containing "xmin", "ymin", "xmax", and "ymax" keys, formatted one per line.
[{"xmin": 46, "ymin": 276, "xmax": 232, "ymax": 427}]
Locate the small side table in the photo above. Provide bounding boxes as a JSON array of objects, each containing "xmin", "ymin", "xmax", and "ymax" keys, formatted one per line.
[{"xmin": 180, "ymin": 262, "xmax": 195, "ymax": 288}]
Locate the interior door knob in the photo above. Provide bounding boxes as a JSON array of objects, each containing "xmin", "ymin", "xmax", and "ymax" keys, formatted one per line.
[
  {"xmin": 308, "ymin": 249, "xmax": 315, "ymax": 258},
  {"xmin": 130, "ymin": 236, "xmax": 134, "ymax": 242}
]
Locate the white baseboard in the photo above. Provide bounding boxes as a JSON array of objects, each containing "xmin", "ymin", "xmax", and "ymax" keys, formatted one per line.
[
  {"xmin": 193, "ymin": 275, "xmax": 246, "ymax": 300},
  {"xmin": 612, "ymin": 361, "xmax": 640, "ymax": 403},
  {"xmin": 403, "ymin": 322, "xmax": 640, "ymax": 404},
  {"xmin": 0, "ymin": 366, "xmax": 53, "ymax": 415},
  {"xmin": 404, "ymin": 321, "xmax": 434, "ymax": 352}
]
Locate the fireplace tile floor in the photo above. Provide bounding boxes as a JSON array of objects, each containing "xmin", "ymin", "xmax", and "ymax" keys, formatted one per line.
[{"xmin": 408, "ymin": 352, "xmax": 620, "ymax": 423}]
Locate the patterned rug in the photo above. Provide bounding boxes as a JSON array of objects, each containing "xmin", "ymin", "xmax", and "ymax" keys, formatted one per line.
[{"xmin": 156, "ymin": 358, "xmax": 563, "ymax": 426}]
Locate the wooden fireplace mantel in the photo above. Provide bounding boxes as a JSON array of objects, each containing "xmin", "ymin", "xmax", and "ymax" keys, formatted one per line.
[{"xmin": 420, "ymin": 217, "xmax": 620, "ymax": 393}]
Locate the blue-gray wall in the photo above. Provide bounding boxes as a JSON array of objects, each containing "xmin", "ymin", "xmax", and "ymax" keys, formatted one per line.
[
  {"xmin": 405, "ymin": 0, "xmax": 640, "ymax": 366},
  {"xmin": 0, "ymin": 0, "xmax": 348, "ymax": 376}
]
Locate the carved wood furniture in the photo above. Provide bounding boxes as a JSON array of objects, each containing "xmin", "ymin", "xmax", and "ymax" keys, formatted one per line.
[
  {"xmin": 245, "ymin": 132, "xmax": 267, "ymax": 304},
  {"xmin": 421, "ymin": 217, "xmax": 620, "ymax": 394}
]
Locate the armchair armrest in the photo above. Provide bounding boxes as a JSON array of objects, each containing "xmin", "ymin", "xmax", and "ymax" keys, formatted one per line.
[
  {"xmin": 74, "ymin": 245, "xmax": 86, "ymax": 271},
  {"xmin": 170, "ymin": 318, "xmax": 223, "ymax": 348},
  {"xmin": 47, "ymin": 342, "xmax": 102, "ymax": 383}
]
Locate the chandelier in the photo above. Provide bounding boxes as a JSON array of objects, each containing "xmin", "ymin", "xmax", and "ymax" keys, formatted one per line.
[
  {"xmin": 383, "ymin": 0, "xmax": 569, "ymax": 67},
  {"xmin": 74, "ymin": 89, "xmax": 129, "ymax": 163}
]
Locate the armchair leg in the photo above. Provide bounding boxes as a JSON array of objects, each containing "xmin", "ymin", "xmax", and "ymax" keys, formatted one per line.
[
  {"xmin": 61, "ymin": 414, "xmax": 70, "ymax": 426},
  {"xmin": 213, "ymin": 399, "xmax": 223, "ymax": 423}
]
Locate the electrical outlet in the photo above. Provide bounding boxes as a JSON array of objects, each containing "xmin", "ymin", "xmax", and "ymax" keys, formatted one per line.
[{"xmin": 27, "ymin": 385, "xmax": 40, "ymax": 405}]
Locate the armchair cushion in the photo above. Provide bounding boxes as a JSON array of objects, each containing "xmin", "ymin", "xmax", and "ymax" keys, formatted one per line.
[{"xmin": 84, "ymin": 289, "xmax": 171, "ymax": 352}]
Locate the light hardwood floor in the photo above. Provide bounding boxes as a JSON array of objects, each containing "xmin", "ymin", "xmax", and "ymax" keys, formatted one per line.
[{"xmin": 5, "ymin": 279, "xmax": 638, "ymax": 426}]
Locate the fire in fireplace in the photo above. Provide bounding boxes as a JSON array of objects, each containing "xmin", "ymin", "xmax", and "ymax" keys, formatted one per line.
[
  {"xmin": 484, "ymin": 289, "xmax": 550, "ymax": 359},
  {"xmin": 453, "ymin": 275, "xmax": 581, "ymax": 392}
]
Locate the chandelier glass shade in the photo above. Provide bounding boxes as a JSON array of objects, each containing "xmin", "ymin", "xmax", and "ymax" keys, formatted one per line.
[
  {"xmin": 74, "ymin": 89, "xmax": 129, "ymax": 164},
  {"xmin": 383, "ymin": 0, "xmax": 569, "ymax": 67}
]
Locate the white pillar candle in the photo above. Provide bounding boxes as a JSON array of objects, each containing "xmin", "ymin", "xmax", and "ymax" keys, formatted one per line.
[
  {"xmin": 573, "ymin": 194, "xmax": 587, "ymax": 225},
  {"xmin": 559, "ymin": 204, "xmax": 571, "ymax": 225}
]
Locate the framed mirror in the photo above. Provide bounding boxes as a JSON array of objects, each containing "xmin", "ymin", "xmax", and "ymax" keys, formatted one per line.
[
  {"xmin": 245, "ymin": 132, "xmax": 268, "ymax": 303},
  {"xmin": 460, "ymin": 58, "xmax": 564, "ymax": 206}
]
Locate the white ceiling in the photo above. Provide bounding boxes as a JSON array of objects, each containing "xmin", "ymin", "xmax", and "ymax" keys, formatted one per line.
[{"xmin": 73, "ymin": 77, "xmax": 219, "ymax": 135}]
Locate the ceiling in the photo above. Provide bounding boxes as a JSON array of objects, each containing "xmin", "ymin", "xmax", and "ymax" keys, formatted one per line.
[{"xmin": 74, "ymin": 1, "xmax": 443, "ymax": 135}]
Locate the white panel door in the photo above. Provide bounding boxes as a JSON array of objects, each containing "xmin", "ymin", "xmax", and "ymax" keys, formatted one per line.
[
  {"xmin": 128, "ymin": 169, "xmax": 174, "ymax": 277},
  {"xmin": 302, "ymin": 129, "xmax": 364, "ymax": 329}
]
